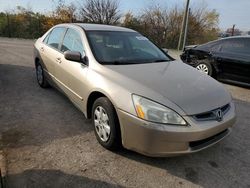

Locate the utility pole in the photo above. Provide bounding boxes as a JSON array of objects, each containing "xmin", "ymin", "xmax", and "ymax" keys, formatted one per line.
[
  {"xmin": 177, "ymin": 0, "xmax": 190, "ymax": 51},
  {"xmin": 6, "ymin": 13, "xmax": 11, "ymax": 38},
  {"xmin": 182, "ymin": 8, "xmax": 191, "ymax": 51},
  {"xmin": 232, "ymin": 24, "xmax": 235, "ymax": 36}
]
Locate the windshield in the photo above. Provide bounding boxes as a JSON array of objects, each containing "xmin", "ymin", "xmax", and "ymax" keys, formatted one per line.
[{"xmin": 86, "ymin": 31, "xmax": 172, "ymax": 65}]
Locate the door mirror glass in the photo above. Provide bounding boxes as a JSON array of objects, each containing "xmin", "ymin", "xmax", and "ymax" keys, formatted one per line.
[{"xmin": 64, "ymin": 51, "xmax": 86, "ymax": 63}]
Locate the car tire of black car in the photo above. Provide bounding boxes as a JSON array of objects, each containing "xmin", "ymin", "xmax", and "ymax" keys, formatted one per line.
[
  {"xmin": 195, "ymin": 60, "xmax": 213, "ymax": 76},
  {"xmin": 35, "ymin": 62, "xmax": 50, "ymax": 88},
  {"xmin": 92, "ymin": 97, "xmax": 121, "ymax": 151}
]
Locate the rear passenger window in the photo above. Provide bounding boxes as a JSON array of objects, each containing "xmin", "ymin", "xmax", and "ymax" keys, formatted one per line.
[
  {"xmin": 43, "ymin": 32, "xmax": 50, "ymax": 43},
  {"xmin": 221, "ymin": 38, "xmax": 249, "ymax": 54},
  {"xmin": 242, "ymin": 39, "xmax": 250, "ymax": 53},
  {"xmin": 47, "ymin": 27, "xmax": 66, "ymax": 49},
  {"xmin": 61, "ymin": 28, "xmax": 84, "ymax": 55}
]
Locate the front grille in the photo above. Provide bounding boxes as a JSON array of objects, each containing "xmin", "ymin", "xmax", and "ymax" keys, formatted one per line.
[
  {"xmin": 193, "ymin": 103, "xmax": 230, "ymax": 121},
  {"xmin": 221, "ymin": 103, "xmax": 230, "ymax": 114},
  {"xmin": 189, "ymin": 129, "xmax": 229, "ymax": 150}
]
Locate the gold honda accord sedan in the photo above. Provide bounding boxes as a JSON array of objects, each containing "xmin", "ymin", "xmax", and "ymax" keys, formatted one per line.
[{"xmin": 34, "ymin": 23, "xmax": 236, "ymax": 157}]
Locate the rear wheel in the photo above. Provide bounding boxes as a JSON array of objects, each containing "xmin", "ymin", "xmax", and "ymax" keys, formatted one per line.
[
  {"xmin": 195, "ymin": 61, "xmax": 213, "ymax": 76},
  {"xmin": 92, "ymin": 97, "xmax": 121, "ymax": 150},
  {"xmin": 36, "ymin": 62, "xmax": 50, "ymax": 88}
]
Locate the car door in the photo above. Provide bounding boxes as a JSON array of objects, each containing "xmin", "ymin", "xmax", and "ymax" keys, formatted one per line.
[
  {"xmin": 38, "ymin": 32, "xmax": 52, "ymax": 73},
  {"xmin": 218, "ymin": 38, "xmax": 250, "ymax": 83},
  {"xmin": 41, "ymin": 27, "xmax": 67, "ymax": 80},
  {"xmin": 240, "ymin": 38, "xmax": 250, "ymax": 84},
  {"xmin": 56, "ymin": 27, "xmax": 88, "ymax": 111}
]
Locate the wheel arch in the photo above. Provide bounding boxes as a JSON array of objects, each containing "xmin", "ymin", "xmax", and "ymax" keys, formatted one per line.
[
  {"xmin": 86, "ymin": 90, "xmax": 118, "ymax": 119},
  {"xmin": 35, "ymin": 57, "xmax": 40, "ymax": 67},
  {"xmin": 86, "ymin": 90, "xmax": 122, "ymax": 145}
]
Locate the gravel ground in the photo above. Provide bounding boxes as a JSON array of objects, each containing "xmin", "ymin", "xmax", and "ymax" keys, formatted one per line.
[{"xmin": 0, "ymin": 38, "xmax": 250, "ymax": 188}]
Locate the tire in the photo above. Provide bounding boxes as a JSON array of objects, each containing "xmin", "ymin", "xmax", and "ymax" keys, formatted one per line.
[
  {"xmin": 92, "ymin": 97, "xmax": 121, "ymax": 150},
  {"xmin": 35, "ymin": 62, "xmax": 50, "ymax": 88},
  {"xmin": 195, "ymin": 60, "xmax": 213, "ymax": 76}
]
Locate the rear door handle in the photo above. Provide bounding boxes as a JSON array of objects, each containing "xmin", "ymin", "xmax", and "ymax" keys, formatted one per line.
[{"xmin": 56, "ymin": 57, "xmax": 62, "ymax": 63}]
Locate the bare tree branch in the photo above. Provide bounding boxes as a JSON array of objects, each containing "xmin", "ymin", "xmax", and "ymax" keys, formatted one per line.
[{"xmin": 80, "ymin": 0, "xmax": 121, "ymax": 24}]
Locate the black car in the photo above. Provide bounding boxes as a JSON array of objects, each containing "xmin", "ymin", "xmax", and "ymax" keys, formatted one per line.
[{"xmin": 180, "ymin": 36, "xmax": 250, "ymax": 87}]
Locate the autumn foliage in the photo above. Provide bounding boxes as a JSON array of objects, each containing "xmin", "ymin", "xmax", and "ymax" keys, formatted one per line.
[{"xmin": 0, "ymin": 0, "xmax": 219, "ymax": 49}]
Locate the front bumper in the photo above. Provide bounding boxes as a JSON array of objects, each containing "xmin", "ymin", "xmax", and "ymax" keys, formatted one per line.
[{"xmin": 117, "ymin": 102, "xmax": 236, "ymax": 157}]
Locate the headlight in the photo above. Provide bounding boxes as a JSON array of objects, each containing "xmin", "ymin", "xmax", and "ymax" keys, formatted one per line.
[{"xmin": 132, "ymin": 95, "xmax": 186, "ymax": 125}]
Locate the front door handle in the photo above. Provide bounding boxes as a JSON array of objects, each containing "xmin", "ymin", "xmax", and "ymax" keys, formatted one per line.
[
  {"xmin": 56, "ymin": 57, "xmax": 62, "ymax": 63},
  {"xmin": 40, "ymin": 47, "xmax": 44, "ymax": 52}
]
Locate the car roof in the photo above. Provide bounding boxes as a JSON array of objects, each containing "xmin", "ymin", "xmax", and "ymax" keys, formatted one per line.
[
  {"xmin": 71, "ymin": 23, "xmax": 136, "ymax": 32},
  {"xmin": 196, "ymin": 35, "xmax": 250, "ymax": 49},
  {"xmin": 219, "ymin": 35, "xmax": 250, "ymax": 41}
]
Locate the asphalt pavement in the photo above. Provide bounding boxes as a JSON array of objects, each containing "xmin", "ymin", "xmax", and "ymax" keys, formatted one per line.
[{"xmin": 0, "ymin": 38, "xmax": 250, "ymax": 188}]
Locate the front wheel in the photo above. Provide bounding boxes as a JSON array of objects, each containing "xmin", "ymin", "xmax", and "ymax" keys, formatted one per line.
[
  {"xmin": 92, "ymin": 97, "xmax": 121, "ymax": 150},
  {"xmin": 195, "ymin": 61, "xmax": 213, "ymax": 76}
]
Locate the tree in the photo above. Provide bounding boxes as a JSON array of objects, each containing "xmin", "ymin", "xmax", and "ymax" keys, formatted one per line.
[
  {"xmin": 139, "ymin": 6, "xmax": 169, "ymax": 47},
  {"xmin": 0, "ymin": 1, "xmax": 220, "ymax": 46},
  {"xmin": 123, "ymin": 12, "xmax": 143, "ymax": 31},
  {"xmin": 80, "ymin": 0, "xmax": 121, "ymax": 24},
  {"xmin": 0, "ymin": 6, "xmax": 45, "ymax": 38},
  {"xmin": 187, "ymin": 8, "xmax": 219, "ymax": 45},
  {"xmin": 53, "ymin": 0, "xmax": 77, "ymax": 23},
  {"xmin": 226, "ymin": 27, "xmax": 241, "ymax": 36},
  {"xmin": 165, "ymin": 6, "xmax": 183, "ymax": 48},
  {"xmin": 122, "ymin": 4, "xmax": 219, "ymax": 49}
]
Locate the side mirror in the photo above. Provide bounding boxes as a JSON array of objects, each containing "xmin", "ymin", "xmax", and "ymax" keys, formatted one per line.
[
  {"xmin": 162, "ymin": 48, "xmax": 168, "ymax": 54},
  {"xmin": 64, "ymin": 51, "xmax": 88, "ymax": 64}
]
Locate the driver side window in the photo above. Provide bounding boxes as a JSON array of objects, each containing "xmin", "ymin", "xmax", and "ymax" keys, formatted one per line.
[
  {"xmin": 61, "ymin": 28, "xmax": 84, "ymax": 56},
  {"xmin": 210, "ymin": 42, "xmax": 222, "ymax": 52},
  {"xmin": 221, "ymin": 39, "xmax": 247, "ymax": 54}
]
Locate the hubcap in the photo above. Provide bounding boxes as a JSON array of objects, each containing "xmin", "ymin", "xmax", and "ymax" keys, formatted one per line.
[
  {"xmin": 36, "ymin": 65, "xmax": 43, "ymax": 84},
  {"xmin": 94, "ymin": 106, "xmax": 111, "ymax": 142},
  {"xmin": 196, "ymin": 64, "xmax": 209, "ymax": 74}
]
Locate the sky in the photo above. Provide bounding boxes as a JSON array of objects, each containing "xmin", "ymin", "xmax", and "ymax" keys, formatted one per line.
[{"xmin": 0, "ymin": 0, "xmax": 249, "ymax": 31}]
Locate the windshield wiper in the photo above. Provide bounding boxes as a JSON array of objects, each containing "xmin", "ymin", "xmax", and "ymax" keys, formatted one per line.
[
  {"xmin": 101, "ymin": 60, "xmax": 139, "ymax": 65},
  {"xmin": 101, "ymin": 59, "xmax": 171, "ymax": 65}
]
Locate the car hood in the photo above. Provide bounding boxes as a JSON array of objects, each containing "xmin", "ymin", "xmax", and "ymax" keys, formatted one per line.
[
  {"xmin": 184, "ymin": 45, "xmax": 198, "ymax": 50},
  {"xmin": 104, "ymin": 61, "xmax": 231, "ymax": 115}
]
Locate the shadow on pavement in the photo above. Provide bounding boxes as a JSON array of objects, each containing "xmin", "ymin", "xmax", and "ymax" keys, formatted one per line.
[
  {"xmin": 0, "ymin": 64, "xmax": 92, "ymax": 149},
  {"xmin": 115, "ymin": 99, "xmax": 250, "ymax": 188},
  {"xmin": 1, "ymin": 64, "xmax": 250, "ymax": 188},
  {"xmin": 6, "ymin": 169, "xmax": 123, "ymax": 188}
]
